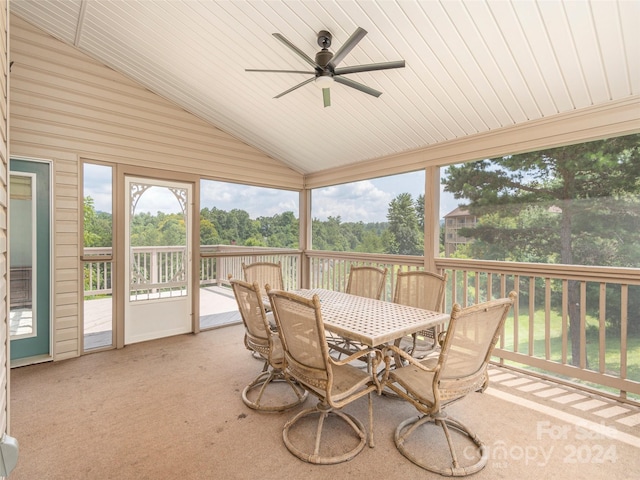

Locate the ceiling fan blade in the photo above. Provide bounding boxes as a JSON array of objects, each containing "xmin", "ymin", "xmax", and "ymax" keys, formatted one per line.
[
  {"xmin": 246, "ymin": 69, "xmax": 315, "ymax": 74},
  {"xmin": 273, "ymin": 33, "xmax": 321, "ymax": 69},
  {"xmin": 335, "ymin": 60, "xmax": 406, "ymax": 75},
  {"xmin": 274, "ymin": 77, "xmax": 315, "ymax": 98},
  {"xmin": 334, "ymin": 76, "xmax": 382, "ymax": 97},
  {"xmin": 322, "ymin": 88, "xmax": 331, "ymax": 108},
  {"xmin": 329, "ymin": 27, "xmax": 367, "ymax": 68}
]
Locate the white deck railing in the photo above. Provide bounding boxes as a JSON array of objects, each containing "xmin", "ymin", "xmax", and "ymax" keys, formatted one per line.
[
  {"xmin": 83, "ymin": 246, "xmax": 639, "ymax": 404},
  {"xmin": 83, "ymin": 245, "xmax": 301, "ymax": 296}
]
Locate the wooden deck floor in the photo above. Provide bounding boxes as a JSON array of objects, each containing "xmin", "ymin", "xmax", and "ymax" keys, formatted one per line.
[{"xmin": 83, "ymin": 285, "xmax": 241, "ymax": 350}]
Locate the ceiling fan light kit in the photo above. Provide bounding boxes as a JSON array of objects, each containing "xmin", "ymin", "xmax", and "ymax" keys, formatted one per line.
[
  {"xmin": 314, "ymin": 74, "xmax": 333, "ymax": 89},
  {"xmin": 246, "ymin": 27, "xmax": 405, "ymax": 107}
]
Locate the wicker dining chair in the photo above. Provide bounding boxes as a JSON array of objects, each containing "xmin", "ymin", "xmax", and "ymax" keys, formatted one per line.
[
  {"xmin": 327, "ymin": 265, "xmax": 389, "ymax": 358},
  {"xmin": 242, "ymin": 261, "xmax": 284, "ymax": 302},
  {"xmin": 382, "ymin": 292, "xmax": 517, "ymax": 476},
  {"xmin": 267, "ymin": 287, "xmax": 382, "ymax": 465},
  {"xmin": 230, "ymin": 278, "xmax": 307, "ymax": 412},
  {"xmin": 393, "ymin": 270, "xmax": 447, "ymax": 358},
  {"xmin": 346, "ymin": 265, "xmax": 388, "ymax": 300}
]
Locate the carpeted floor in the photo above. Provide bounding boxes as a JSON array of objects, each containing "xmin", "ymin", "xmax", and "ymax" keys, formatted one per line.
[{"xmin": 8, "ymin": 324, "xmax": 640, "ymax": 479}]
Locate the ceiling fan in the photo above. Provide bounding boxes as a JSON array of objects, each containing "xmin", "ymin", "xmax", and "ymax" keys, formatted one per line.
[{"xmin": 246, "ymin": 27, "xmax": 405, "ymax": 107}]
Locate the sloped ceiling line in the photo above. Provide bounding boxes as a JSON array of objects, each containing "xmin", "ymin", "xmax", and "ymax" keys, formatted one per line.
[{"xmin": 74, "ymin": 0, "xmax": 87, "ymax": 47}]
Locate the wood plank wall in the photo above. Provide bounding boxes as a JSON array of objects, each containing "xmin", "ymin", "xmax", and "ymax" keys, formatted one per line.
[{"xmin": 8, "ymin": 14, "xmax": 303, "ymax": 361}]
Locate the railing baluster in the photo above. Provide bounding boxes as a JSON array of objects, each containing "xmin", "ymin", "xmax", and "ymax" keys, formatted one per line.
[
  {"xmin": 621, "ymin": 284, "xmax": 628, "ymax": 386},
  {"xmin": 599, "ymin": 283, "xmax": 607, "ymax": 374},
  {"xmin": 545, "ymin": 278, "xmax": 551, "ymax": 360},
  {"xmin": 561, "ymin": 279, "xmax": 568, "ymax": 365},
  {"xmin": 529, "ymin": 277, "xmax": 535, "ymax": 357},
  {"xmin": 580, "ymin": 281, "xmax": 587, "ymax": 370}
]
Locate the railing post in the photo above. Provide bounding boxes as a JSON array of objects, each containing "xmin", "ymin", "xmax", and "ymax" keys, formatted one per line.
[{"xmin": 151, "ymin": 247, "xmax": 159, "ymax": 294}]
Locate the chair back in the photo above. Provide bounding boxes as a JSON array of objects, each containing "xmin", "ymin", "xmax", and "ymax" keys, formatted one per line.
[
  {"xmin": 242, "ymin": 261, "xmax": 284, "ymax": 299},
  {"xmin": 230, "ymin": 278, "xmax": 271, "ymax": 355},
  {"xmin": 267, "ymin": 290, "xmax": 331, "ymax": 390},
  {"xmin": 346, "ymin": 265, "xmax": 388, "ymax": 300},
  {"xmin": 393, "ymin": 270, "xmax": 447, "ymax": 312},
  {"xmin": 435, "ymin": 292, "xmax": 517, "ymax": 401}
]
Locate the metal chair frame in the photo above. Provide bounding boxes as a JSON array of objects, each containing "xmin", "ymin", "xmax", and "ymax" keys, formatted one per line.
[
  {"xmin": 230, "ymin": 278, "xmax": 307, "ymax": 412},
  {"xmin": 382, "ymin": 292, "xmax": 517, "ymax": 476},
  {"xmin": 268, "ymin": 287, "xmax": 382, "ymax": 465}
]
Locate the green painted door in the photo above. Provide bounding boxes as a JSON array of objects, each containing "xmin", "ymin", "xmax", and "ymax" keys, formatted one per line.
[{"xmin": 10, "ymin": 159, "xmax": 51, "ymax": 363}]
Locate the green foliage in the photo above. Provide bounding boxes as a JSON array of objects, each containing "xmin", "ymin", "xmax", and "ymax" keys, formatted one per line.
[
  {"xmin": 415, "ymin": 194, "xmax": 425, "ymax": 230},
  {"xmin": 85, "ymin": 190, "xmax": 427, "ymax": 256},
  {"xmin": 443, "ymin": 134, "xmax": 640, "ymax": 267},
  {"xmin": 386, "ymin": 193, "xmax": 423, "ymax": 255},
  {"xmin": 83, "ymin": 196, "xmax": 112, "ymax": 247},
  {"xmin": 442, "ymin": 134, "xmax": 640, "ymax": 358}
]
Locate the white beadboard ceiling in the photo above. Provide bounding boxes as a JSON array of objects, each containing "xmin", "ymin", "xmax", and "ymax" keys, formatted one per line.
[{"xmin": 10, "ymin": 0, "xmax": 640, "ymax": 175}]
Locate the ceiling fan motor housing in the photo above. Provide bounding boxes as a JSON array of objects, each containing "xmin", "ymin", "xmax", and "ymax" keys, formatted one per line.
[
  {"xmin": 315, "ymin": 49, "xmax": 334, "ymax": 69},
  {"xmin": 316, "ymin": 30, "xmax": 334, "ymax": 69}
]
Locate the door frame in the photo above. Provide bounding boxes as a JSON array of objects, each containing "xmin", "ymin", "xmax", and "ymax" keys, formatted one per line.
[
  {"xmin": 9, "ymin": 157, "xmax": 53, "ymax": 367},
  {"xmin": 123, "ymin": 176, "xmax": 192, "ymax": 344},
  {"xmin": 80, "ymin": 160, "xmax": 116, "ymax": 353},
  {"xmin": 114, "ymin": 165, "xmax": 201, "ymax": 349}
]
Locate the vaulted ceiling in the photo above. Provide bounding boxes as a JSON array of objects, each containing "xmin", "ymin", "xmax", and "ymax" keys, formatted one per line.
[{"xmin": 10, "ymin": 0, "xmax": 639, "ymax": 175}]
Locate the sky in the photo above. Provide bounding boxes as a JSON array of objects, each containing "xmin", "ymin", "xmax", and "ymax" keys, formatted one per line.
[{"xmin": 83, "ymin": 164, "xmax": 461, "ymax": 223}]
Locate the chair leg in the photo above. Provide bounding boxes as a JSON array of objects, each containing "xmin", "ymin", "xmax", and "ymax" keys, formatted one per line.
[
  {"xmin": 282, "ymin": 401, "xmax": 367, "ymax": 464},
  {"xmin": 367, "ymin": 390, "xmax": 374, "ymax": 448},
  {"xmin": 326, "ymin": 334, "xmax": 366, "ymax": 362},
  {"xmin": 242, "ymin": 368, "xmax": 308, "ymax": 412},
  {"xmin": 394, "ymin": 412, "xmax": 488, "ymax": 477}
]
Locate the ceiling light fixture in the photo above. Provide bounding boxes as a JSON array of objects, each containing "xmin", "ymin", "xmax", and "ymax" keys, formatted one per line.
[{"xmin": 314, "ymin": 74, "xmax": 333, "ymax": 89}]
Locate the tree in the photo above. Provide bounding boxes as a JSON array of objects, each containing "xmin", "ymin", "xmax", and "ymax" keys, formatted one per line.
[
  {"xmin": 83, "ymin": 196, "xmax": 100, "ymax": 247},
  {"xmin": 386, "ymin": 193, "xmax": 423, "ymax": 255},
  {"xmin": 442, "ymin": 134, "xmax": 640, "ymax": 366},
  {"xmin": 83, "ymin": 196, "xmax": 112, "ymax": 247},
  {"xmin": 415, "ymin": 194, "xmax": 425, "ymax": 231},
  {"xmin": 356, "ymin": 231, "xmax": 385, "ymax": 253},
  {"xmin": 257, "ymin": 211, "xmax": 298, "ymax": 248},
  {"xmin": 199, "ymin": 218, "xmax": 220, "ymax": 245},
  {"xmin": 312, "ymin": 216, "xmax": 351, "ymax": 251}
]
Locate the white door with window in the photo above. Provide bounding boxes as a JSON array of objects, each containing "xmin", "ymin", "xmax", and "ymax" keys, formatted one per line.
[{"xmin": 124, "ymin": 176, "xmax": 192, "ymax": 344}]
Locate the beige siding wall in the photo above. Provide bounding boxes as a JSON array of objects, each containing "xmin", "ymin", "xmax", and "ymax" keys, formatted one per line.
[
  {"xmin": 8, "ymin": 15, "xmax": 303, "ymax": 361},
  {"xmin": 54, "ymin": 157, "xmax": 80, "ymax": 360},
  {"xmin": 0, "ymin": 0, "xmax": 7, "ymax": 436}
]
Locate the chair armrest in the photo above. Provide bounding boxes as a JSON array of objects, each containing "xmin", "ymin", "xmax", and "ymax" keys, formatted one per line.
[
  {"xmin": 330, "ymin": 347, "xmax": 383, "ymax": 393},
  {"xmin": 330, "ymin": 346, "xmax": 378, "ymax": 367},
  {"xmin": 381, "ymin": 344, "xmax": 438, "ymax": 384}
]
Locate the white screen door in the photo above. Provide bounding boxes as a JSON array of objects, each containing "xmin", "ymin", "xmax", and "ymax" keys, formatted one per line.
[{"xmin": 124, "ymin": 176, "xmax": 192, "ymax": 344}]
